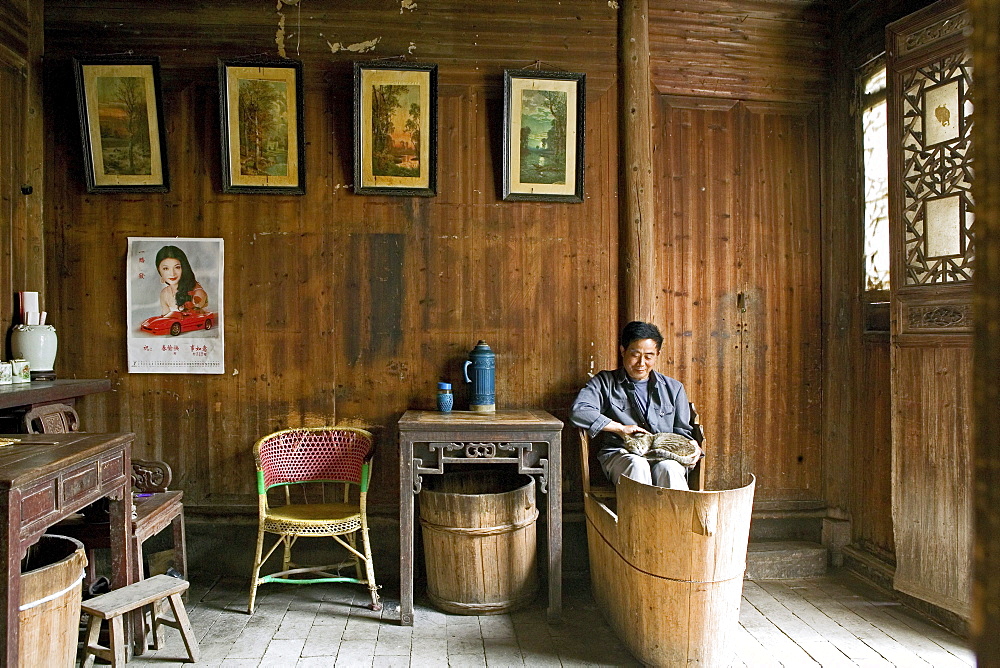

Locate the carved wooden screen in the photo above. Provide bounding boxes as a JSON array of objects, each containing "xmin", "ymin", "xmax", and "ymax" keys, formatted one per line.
[
  {"xmin": 899, "ymin": 49, "xmax": 973, "ymax": 287},
  {"xmin": 887, "ymin": 0, "xmax": 973, "ymax": 621}
]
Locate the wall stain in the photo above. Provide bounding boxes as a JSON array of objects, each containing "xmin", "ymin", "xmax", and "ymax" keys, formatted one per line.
[
  {"xmin": 274, "ymin": 0, "xmax": 301, "ymax": 58},
  {"xmin": 328, "ymin": 37, "xmax": 381, "ymax": 54}
]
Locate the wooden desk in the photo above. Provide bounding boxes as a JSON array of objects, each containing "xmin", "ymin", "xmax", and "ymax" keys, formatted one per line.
[
  {"xmin": 398, "ymin": 409, "xmax": 563, "ymax": 625},
  {"xmin": 0, "ymin": 432, "xmax": 134, "ymax": 667}
]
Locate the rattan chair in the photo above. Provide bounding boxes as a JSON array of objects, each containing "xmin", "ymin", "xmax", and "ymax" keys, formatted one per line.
[{"xmin": 248, "ymin": 426, "xmax": 381, "ymax": 613}]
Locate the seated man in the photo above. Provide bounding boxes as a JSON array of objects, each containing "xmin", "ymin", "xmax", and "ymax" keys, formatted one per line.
[{"xmin": 571, "ymin": 321, "xmax": 697, "ymax": 489}]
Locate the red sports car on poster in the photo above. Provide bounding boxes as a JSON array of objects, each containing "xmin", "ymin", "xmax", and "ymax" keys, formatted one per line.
[{"xmin": 140, "ymin": 309, "xmax": 217, "ymax": 336}]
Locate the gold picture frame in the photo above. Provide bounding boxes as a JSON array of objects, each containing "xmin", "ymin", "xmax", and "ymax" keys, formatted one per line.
[
  {"xmin": 73, "ymin": 56, "xmax": 169, "ymax": 193},
  {"xmin": 218, "ymin": 58, "xmax": 305, "ymax": 194}
]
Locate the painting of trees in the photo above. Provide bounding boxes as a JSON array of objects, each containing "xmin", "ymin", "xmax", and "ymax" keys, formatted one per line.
[
  {"xmin": 96, "ymin": 75, "xmax": 152, "ymax": 175},
  {"xmin": 370, "ymin": 84, "xmax": 421, "ymax": 177},
  {"xmin": 518, "ymin": 89, "xmax": 568, "ymax": 185},
  {"xmin": 237, "ymin": 79, "xmax": 289, "ymax": 176}
]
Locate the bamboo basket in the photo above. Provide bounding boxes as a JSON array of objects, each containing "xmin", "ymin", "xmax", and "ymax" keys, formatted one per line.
[
  {"xmin": 584, "ymin": 475, "xmax": 755, "ymax": 667},
  {"xmin": 419, "ymin": 470, "xmax": 538, "ymax": 614},
  {"xmin": 19, "ymin": 534, "xmax": 87, "ymax": 667}
]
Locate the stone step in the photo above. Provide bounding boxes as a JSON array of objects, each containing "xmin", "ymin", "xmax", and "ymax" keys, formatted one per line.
[{"xmin": 745, "ymin": 540, "xmax": 827, "ymax": 579}]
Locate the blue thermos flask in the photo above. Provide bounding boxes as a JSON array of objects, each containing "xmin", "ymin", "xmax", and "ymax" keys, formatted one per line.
[{"xmin": 463, "ymin": 340, "xmax": 496, "ymax": 412}]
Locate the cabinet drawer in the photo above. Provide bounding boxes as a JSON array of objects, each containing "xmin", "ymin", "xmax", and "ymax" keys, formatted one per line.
[
  {"xmin": 20, "ymin": 478, "xmax": 57, "ymax": 525},
  {"xmin": 62, "ymin": 460, "xmax": 100, "ymax": 507},
  {"xmin": 100, "ymin": 450, "xmax": 126, "ymax": 483}
]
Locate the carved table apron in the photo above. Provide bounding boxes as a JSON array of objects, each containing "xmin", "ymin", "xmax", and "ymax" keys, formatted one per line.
[
  {"xmin": 0, "ymin": 432, "xmax": 134, "ymax": 667},
  {"xmin": 398, "ymin": 409, "xmax": 563, "ymax": 625}
]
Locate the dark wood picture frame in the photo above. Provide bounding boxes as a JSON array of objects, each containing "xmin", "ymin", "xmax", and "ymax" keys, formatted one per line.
[
  {"xmin": 218, "ymin": 58, "xmax": 305, "ymax": 195},
  {"xmin": 73, "ymin": 55, "xmax": 169, "ymax": 193},
  {"xmin": 502, "ymin": 69, "xmax": 585, "ymax": 202},
  {"xmin": 353, "ymin": 61, "xmax": 438, "ymax": 197}
]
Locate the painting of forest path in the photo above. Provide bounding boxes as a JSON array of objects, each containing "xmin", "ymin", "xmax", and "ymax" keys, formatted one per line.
[
  {"xmin": 96, "ymin": 76, "xmax": 152, "ymax": 176},
  {"xmin": 518, "ymin": 89, "xmax": 568, "ymax": 185},
  {"xmin": 238, "ymin": 79, "xmax": 290, "ymax": 177},
  {"xmin": 370, "ymin": 84, "xmax": 421, "ymax": 178}
]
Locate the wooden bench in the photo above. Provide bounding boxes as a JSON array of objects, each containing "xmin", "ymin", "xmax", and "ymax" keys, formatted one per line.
[{"xmin": 81, "ymin": 574, "xmax": 199, "ymax": 667}]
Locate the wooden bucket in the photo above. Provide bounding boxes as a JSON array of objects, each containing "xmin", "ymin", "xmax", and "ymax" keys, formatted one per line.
[
  {"xmin": 584, "ymin": 475, "xmax": 755, "ymax": 667},
  {"xmin": 419, "ymin": 470, "xmax": 538, "ymax": 614},
  {"xmin": 19, "ymin": 534, "xmax": 87, "ymax": 667}
]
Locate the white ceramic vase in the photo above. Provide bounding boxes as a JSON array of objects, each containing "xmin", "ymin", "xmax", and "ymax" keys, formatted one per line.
[{"xmin": 11, "ymin": 324, "xmax": 58, "ymax": 373}]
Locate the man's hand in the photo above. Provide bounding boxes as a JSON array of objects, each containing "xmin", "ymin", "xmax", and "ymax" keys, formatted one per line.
[{"xmin": 603, "ymin": 421, "xmax": 650, "ymax": 437}]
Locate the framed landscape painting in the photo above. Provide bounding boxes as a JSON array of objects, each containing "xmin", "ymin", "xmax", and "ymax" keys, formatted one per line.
[
  {"xmin": 503, "ymin": 69, "xmax": 585, "ymax": 202},
  {"xmin": 353, "ymin": 62, "xmax": 437, "ymax": 196},
  {"xmin": 73, "ymin": 56, "xmax": 169, "ymax": 193},
  {"xmin": 219, "ymin": 58, "xmax": 305, "ymax": 194}
]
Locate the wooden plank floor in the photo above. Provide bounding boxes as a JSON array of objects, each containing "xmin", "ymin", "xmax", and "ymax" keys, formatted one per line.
[{"xmin": 121, "ymin": 570, "xmax": 973, "ymax": 667}]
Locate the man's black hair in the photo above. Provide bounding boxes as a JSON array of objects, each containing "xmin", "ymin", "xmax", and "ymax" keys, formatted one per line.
[{"xmin": 619, "ymin": 321, "xmax": 664, "ymax": 351}]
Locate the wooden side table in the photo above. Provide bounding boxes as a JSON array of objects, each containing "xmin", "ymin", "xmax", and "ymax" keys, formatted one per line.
[
  {"xmin": 0, "ymin": 379, "xmax": 112, "ymax": 433},
  {"xmin": 0, "ymin": 432, "xmax": 135, "ymax": 668},
  {"xmin": 398, "ymin": 409, "xmax": 563, "ymax": 625}
]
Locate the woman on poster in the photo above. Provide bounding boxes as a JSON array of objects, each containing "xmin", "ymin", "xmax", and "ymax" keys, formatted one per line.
[{"xmin": 156, "ymin": 245, "xmax": 208, "ymax": 315}]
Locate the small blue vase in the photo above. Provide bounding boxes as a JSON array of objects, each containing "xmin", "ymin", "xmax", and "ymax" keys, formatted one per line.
[{"xmin": 437, "ymin": 382, "xmax": 453, "ymax": 412}]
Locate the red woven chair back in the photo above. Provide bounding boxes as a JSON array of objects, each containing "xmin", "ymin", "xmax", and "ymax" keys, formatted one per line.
[{"xmin": 255, "ymin": 427, "xmax": 372, "ymax": 490}]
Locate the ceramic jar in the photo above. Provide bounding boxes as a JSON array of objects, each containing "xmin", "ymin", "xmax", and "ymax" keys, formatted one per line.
[{"xmin": 11, "ymin": 324, "xmax": 57, "ymax": 378}]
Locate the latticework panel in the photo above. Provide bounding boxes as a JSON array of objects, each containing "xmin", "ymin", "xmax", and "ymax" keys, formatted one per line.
[
  {"xmin": 900, "ymin": 51, "xmax": 974, "ymax": 285},
  {"xmin": 255, "ymin": 427, "xmax": 372, "ymax": 489}
]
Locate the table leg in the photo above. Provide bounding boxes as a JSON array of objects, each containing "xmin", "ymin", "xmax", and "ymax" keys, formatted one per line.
[
  {"xmin": 131, "ymin": 532, "xmax": 148, "ymax": 655},
  {"xmin": 173, "ymin": 509, "xmax": 188, "ymax": 580},
  {"xmin": 399, "ymin": 438, "xmax": 414, "ymax": 626},
  {"xmin": 109, "ymin": 485, "xmax": 134, "ymax": 658},
  {"xmin": 547, "ymin": 436, "xmax": 562, "ymax": 623},
  {"xmin": 1, "ymin": 491, "xmax": 22, "ymax": 668}
]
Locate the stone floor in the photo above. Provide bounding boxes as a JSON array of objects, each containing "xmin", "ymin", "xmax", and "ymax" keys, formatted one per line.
[{"xmin": 118, "ymin": 570, "xmax": 973, "ymax": 667}]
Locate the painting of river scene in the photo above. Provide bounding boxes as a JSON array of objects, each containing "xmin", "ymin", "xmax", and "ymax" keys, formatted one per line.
[
  {"xmin": 237, "ymin": 79, "xmax": 289, "ymax": 177},
  {"xmin": 370, "ymin": 84, "xmax": 421, "ymax": 178},
  {"xmin": 354, "ymin": 63, "xmax": 438, "ymax": 196},
  {"xmin": 503, "ymin": 70, "xmax": 585, "ymax": 202},
  {"xmin": 518, "ymin": 89, "xmax": 568, "ymax": 185},
  {"xmin": 74, "ymin": 56, "xmax": 168, "ymax": 192},
  {"xmin": 219, "ymin": 59, "xmax": 304, "ymax": 194}
]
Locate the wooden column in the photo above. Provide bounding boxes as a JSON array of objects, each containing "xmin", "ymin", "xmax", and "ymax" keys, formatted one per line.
[
  {"xmin": 618, "ymin": 0, "xmax": 657, "ymax": 325},
  {"xmin": 971, "ymin": 0, "xmax": 1000, "ymax": 662}
]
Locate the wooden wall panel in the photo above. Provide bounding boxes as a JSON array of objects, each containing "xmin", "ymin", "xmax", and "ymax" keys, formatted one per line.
[
  {"xmin": 656, "ymin": 97, "xmax": 743, "ymax": 489},
  {"xmin": 42, "ymin": 1, "xmax": 619, "ymax": 510},
  {"xmin": 648, "ymin": 0, "xmax": 831, "ymax": 102},
  {"xmin": 891, "ymin": 343, "xmax": 972, "ymax": 617},
  {"xmin": 44, "ymin": 1, "xmax": 618, "ymax": 94},
  {"xmin": 656, "ymin": 97, "xmax": 823, "ymax": 502},
  {"xmin": 741, "ymin": 103, "xmax": 824, "ymax": 503},
  {"xmin": 853, "ymin": 334, "xmax": 895, "ymax": 560},
  {"xmin": 0, "ymin": 0, "xmax": 42, "ymax": 332}
]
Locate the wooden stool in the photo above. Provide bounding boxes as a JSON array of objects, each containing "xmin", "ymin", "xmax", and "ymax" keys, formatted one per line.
[{"xmin": 81, "ymin": 574, "xmax": 199, "ymax": 667}]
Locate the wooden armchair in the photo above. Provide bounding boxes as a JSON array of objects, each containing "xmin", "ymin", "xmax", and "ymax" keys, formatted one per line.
[
  {"xmin": 580, "ymin": 402, "xmax": 706, "ymax": 496},
  {"xmin": 24, "ymin": 402, "xmax": 80, "ymax": 434},
  {"xmin": 24, "ymin": 403, "xmax": 187, "ymax": 654}
]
